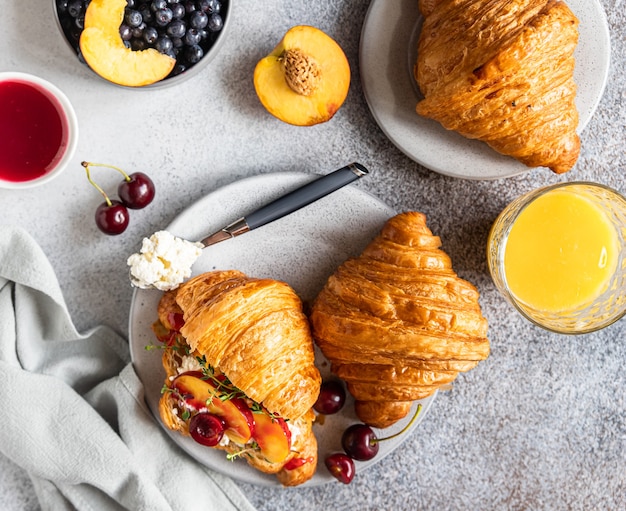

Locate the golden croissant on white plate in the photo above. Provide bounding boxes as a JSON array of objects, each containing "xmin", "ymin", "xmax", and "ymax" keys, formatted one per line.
[
  {"xmin": 309, "ymin": 212, "xmax": 490, "ymax": 428},
  {"xmin": 154, "ymin": 270, "xmax": 321, "ymax": 486},
  {"xmin": 414, "ymin": 0, "xmax": 580, "ymax": 174}
]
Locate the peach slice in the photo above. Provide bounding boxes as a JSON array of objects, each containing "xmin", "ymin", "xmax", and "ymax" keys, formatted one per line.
[
  {"xmin": 253, "ymin": 25, "xmax": 351, "ymax": 126},
  {"xmin": 253, "ymin": 412, "xmax": 292, "ymax": 464},
  {"xmin": 79, "ymin": 0, "xmax": 175, "ymax": 87},
  {"xmin": 171, "ymin": 372, "xmax": 255, "ymax": 444}
]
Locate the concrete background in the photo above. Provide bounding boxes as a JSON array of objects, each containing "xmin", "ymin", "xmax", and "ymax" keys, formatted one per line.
[{"xmin": 1, "ymin": 0, "xmax": 624, "ymax": 509}]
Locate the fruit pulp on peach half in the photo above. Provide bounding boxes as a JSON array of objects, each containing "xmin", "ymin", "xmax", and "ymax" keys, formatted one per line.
[
  {"xmin": 254, "ymin": 25, "xmax": 351, "ymax": 126},
  {"xmin": 79, "ymin": 0, "xmax": 175, "ymax": 87},
  {"xmin": 171, "ymin": 372, "xmax": 292, "ymax": 463}
]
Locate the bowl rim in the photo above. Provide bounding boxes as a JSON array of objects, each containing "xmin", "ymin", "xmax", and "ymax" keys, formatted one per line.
[{"xmin": 51, "ymin": 0, "xmax": 232, "ymax": 90}]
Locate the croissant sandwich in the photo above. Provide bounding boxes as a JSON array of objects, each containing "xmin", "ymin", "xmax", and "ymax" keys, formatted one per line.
[
  {"xmin": 310, "ymin": 212, "xmax": 490, "ymax": 428},
  {"xmin": 414, "ymin": 0, "xmax": 580, "ymax": 173},
  {"xmin": 153, "ymin": 270, "xmax": 322, "ymax": 486}
]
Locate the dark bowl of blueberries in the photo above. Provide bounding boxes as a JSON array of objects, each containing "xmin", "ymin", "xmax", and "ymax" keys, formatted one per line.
[{"xmin": 54, "ymin": 0, "xmax": 231, "ymax": 89}]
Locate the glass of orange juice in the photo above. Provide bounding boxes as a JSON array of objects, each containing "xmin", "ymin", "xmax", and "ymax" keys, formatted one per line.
[{"xmin": 487, "ymin": 182, "xmax": 626, "ymax": 334}]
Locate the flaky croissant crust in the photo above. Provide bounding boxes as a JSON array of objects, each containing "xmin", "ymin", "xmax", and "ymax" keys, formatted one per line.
[
  {"xmin": 310, "ymin": 212, "xmax": 490, "ymax": 428},
  {"xmin": 415, "ymin": 0, "xmax": 580, "ymax": 173},
  {"xmin": 174, "ymin": 270, "xmax": 321, "ymax": 421}
]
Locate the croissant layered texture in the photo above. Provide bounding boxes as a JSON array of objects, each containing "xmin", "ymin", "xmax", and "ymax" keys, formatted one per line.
[
  {"xmin": 310, "ymin": 212, "xmax": 490, "ymax": 428},
  {"xmin": 156, "ymin": 270, "xmax": 321, "ymax": 486},
  {"xmin": 173, "ymin": 270, "xmax": 322, "ymax": 420},
  {"xmin": 414, "ymin": 0, "xmax": 580, "ymax": 173}
]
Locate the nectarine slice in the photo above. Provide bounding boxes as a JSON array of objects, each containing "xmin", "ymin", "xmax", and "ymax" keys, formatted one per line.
[
  {"xmin": 253, "ymin": 412, "xmax": 291, "ymax": 463},
  {"xmin": 171, "ymin": 372, "xmax": 255, "ymax": 444},
  {"xmin": 79, "ymin": 0, "xmax": 175, "ymax": 87},
  {"xmin": 254, "ymin": 25, "xmax": 351, "ymax": 126}
]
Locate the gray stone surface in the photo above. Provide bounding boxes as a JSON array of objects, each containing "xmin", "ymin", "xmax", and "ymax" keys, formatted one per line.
[{"xmin": 1, "ymin": 0, "xmax": 624, "ymax": 510}]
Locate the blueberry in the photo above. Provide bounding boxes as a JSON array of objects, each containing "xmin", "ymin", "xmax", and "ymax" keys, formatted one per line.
[
  {"xmin": 155, "ymin": 7, "xmax": 173, "ymax": 26},
  {"xmin": 189, "ymin": 10, "xmax": 208, "ymax": 29},
  {"xmin": 184, "ymin": 44, "xmax": 203, "ymax": 64},
  {"xmin": 171, "ymin": 3, "xmax": 185, "ymax": 19},
  {"xmin": 166, "ymin": 19, "xmax": 186, "ymax": 38},
  {"xmin": 163, "ymin": 48, "xmax": 177, "ymax": 60},
  {"xmin": 132, "ymin": 22, "xmax": 147, "ymax": 38},
  {"xmin": 125, "ymin": 9, "xmax": 143, "ymax": 28},
  {"xmin": 197, "ymin": 0, "xmax": 220, "ymax": 13},
  {"xmin": 184, "ymin": 27, "xmax": 201, "ymax": 46},
  {"xmin": 171, "ymin": 37, "xmax": 183, "ymax": 49},
  {"xmin": 67, "ymin": 0, "xmax": 83, "ymax": 18},
  {"xmin": 131, "ymin": 39, "xmax": 147, "ymax": 51},
  {"xmin": 56, "ymin": 0, "xmax": 69, "ymax": 14},
  {"xmin": 75, "ymin": 15, "xmax": 85, "ymax": 29},
  {"xmin": 151, "ymin": 0, "xmax": 167, "ymax": 11},
  {"xmin": 207, "ymin": 13, "xmax": 223, "ymax": 32},
  {"xmin": 155, "ymin": 35, "xmax": 173, "ymax": 53},
  {"xmin": 143, "ymin": 26, "xmax": 159, "ymax": 44},
  {"xmin": 138, "ymin": 4, "xmax": 153, "ymax": 23},
  {"xmin": 171, "ymin": 63, "xmax": 187, "ymax": 76},
  {"xmin": 119, "ymin": 23, "xmax": 133, "ymax": 41}
]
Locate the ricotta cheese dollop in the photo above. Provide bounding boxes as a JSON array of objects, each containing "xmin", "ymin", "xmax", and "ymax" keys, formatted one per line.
[{"xmin": 127, "ymin": 230, "xmax": 203, "ymax": 291}]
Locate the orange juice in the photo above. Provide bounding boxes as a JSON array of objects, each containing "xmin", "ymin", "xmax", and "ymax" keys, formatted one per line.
[{"xmin": 504, "ymin": 189, "xmax": 619, "ymax": 312}]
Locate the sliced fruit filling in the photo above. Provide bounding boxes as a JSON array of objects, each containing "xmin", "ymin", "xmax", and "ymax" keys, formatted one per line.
[{"xmin": 154, "ymin": 319, "xmax": 294, "ymax": 463}]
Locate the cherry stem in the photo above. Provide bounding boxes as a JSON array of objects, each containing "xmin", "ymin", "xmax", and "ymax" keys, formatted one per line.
[
  {"xmin": 81, "ymin": 161, "xmax": 131, "ymax": 181},
  {"xmin": 81, "ymin": 161, "xmax": 113, "ymax": 207},
  {"xmin": 372, "ymin": 403, "xmax": 423, "ymax": 445}
]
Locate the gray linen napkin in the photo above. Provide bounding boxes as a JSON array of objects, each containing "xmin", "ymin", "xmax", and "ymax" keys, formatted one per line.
[{"xmin": 0, "ymin": 226, "xmax": 256, "ymax": 511}]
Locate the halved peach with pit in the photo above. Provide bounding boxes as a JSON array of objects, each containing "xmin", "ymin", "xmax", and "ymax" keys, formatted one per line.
[
  {"xmin": 253, "ymin": 25, "xmax": 351, "ymax": 126},
  {"xmin": 79, "ymin": 0, "xmax": 175, "ymax": 87}
]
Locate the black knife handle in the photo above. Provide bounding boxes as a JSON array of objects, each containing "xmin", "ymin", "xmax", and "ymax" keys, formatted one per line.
[{"xmin": 245, "ymin": 162, "xmax": 369, "ymax": 230}]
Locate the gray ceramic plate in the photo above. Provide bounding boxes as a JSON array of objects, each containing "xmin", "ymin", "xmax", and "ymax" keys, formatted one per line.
[
  {"xmin": 360, "ymin": 0, "xmax": 611, "ymax": 180},
  {"xmin": 129, "ymin": 172, "xmax": 437, "ymax": 487}
]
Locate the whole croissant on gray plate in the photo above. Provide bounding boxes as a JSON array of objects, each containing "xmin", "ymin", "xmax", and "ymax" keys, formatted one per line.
[
  {"xmin": 414, "ymin": 0, "xmax": 580, "ymax": 174},
  {"xmin": 309, "ymin": 212, "xmax": 490, "ymax": 428}
]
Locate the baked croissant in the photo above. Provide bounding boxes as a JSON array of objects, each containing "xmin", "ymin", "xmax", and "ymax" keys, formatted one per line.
[
  {"xmin": 155, "ymin": 270, "xmax": 321, "ymax": 486},
  {"xmin": 309, "ymin": 212, "xmax": 490, "ymax": 428},
  {"xmin": 414, "ymin": 0, "xmax": 580, "ymax": 174}
]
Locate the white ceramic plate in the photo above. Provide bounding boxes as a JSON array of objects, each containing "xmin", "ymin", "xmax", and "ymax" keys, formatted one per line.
[
  {"xmin": 359, "ymin": 0, "xmax": 611, "ymax": 180},
  {"xmin": 129, "ymin": 172, "xmax": 437, "ymax": 487}
]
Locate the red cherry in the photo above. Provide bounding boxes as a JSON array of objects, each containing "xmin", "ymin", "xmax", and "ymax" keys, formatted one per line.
[
  {"xmin": 325, "ymin": 453, "xmax": 355, "ymax": 484},
  {"xmin": 95, "ymin": 200, "xmax": 129, "ymax": 235},
  {"xmin": 189, "ymin": 412, "xmax": 225, "ymax": 447},
  {"xmin": 314, "ymin": 380, "xmax": 346, "ymax": 415},
  {"xmin": 118, "ymin": 172, "xmax": 155, "ymax": 209},
  {"xmin": 341, "ymin": 424, "xmax": 379, "ymax": 461}
]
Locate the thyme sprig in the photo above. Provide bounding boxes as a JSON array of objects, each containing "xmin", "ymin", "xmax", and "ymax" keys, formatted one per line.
[
  {"xmin": 192, "ymin": 355, "xmax": 249, "ymax": 404},
  {"xmin": 226, "ymin": 442, "xmax": 260, "ymax": 461},
  {"xmin": 154, "ymin": 317, "xmax": 289, "ymax": 457}
]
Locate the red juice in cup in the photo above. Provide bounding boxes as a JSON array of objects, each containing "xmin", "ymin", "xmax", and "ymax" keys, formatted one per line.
[{"xmin": 0, "ymin": 73, "xmax": 77, "ymax": 187}]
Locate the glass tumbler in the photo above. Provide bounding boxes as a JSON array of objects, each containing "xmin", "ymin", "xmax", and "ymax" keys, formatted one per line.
[{"xmin": 487, "ymin": 182, "xmax": 626, "ymax": 334}]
